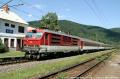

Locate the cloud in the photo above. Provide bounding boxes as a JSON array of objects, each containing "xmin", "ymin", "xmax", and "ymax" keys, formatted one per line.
[
  {"xmin": 58, "ymin": 15, "xmax": 65, "ymax": 19},
  {"xmin": 30, "ymin": 4, "xmax": 45, "ymax": 10},
  {"xmin": 66, "ymin": 8, "xmax": 71, "ymax": 11},
  {"xmin": 33, "ymin": 4, "xmax": 42, "ymax": 9},
  {"xmin": 28, "ymin": 14, "xmax": 33, "ymax": 17}
]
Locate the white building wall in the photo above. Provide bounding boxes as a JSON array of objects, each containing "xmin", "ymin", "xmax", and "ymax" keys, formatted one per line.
[
  {"xmin": 0, "ymin": 19, "xmax": 28, "ymax": 51},
  {"xmin": 8, "ymin": 38, "xmax": 11, "ymax": 48},
  {"xmin": 0, "ymin": 36, "xmax": 18, "ymax": 50},
  {"xmin": 0, "ymin": 7, "xmax": 28, "ymax": 51},
  {"xmin": 14, "ymin": 38, "xmax": 17, "ymax": 48},
  {"xmin": 0, "ymin": 19, "xmax": 27, "ymax": 34}
]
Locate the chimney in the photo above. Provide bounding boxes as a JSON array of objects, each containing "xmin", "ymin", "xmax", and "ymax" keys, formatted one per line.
[{"xmin": 3, "ymin": 5, "xmax": 9, "ymax": 13}]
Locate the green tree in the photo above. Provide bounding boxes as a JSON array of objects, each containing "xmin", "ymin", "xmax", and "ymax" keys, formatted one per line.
[
  {"xmin": 40, "ymin": 12, "xmax": 59, "ymax": 30},
  {"xmin": 0, "ymin": 39, "xmax": 4, "ymax": 52},
  {"xmin": 0, "ymin": 39, "xmax": 4, "ymax": 48}
]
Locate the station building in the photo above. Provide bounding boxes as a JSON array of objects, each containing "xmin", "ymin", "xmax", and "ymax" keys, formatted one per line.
[{"xmin": 0, "ymin": 5, "xmax": 28, "ymax": 51}]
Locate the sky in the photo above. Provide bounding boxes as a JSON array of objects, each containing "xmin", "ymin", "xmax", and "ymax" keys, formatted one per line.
[{"xmin": 0, "ymin": 0, "xmax": 120, "ymax": 29}]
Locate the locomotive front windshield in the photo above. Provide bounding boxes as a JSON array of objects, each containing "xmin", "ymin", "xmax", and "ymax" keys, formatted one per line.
[
  {"xmin": 26, "ymin": 32, "xmax": 43, "ymax": 38},
  {"xmin": 34, "ymin": 32, "xmax": 43, "ymax": 38}
]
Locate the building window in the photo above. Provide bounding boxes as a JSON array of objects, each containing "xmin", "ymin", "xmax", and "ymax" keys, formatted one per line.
[
  {"xmin": 6, "ymin": 29, "xmax": 13, "ymax": 34},
  {"xmin": 11, "ymin": 24, "xmax": 15, "ymax": 28},
  {"xmin": 18, "ymin": 26, "xmax": 24, "ymax": 33},
  {"xmin": 5, "ymin": 23, "xmax": 9, "ymax": 27},
  {"xmin": 11, "ymin": 39, "xmax": 14, "ymax": 48}
]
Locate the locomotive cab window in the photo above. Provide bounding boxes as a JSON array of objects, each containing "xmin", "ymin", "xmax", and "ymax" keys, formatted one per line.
[
  {"xmin": 26, "ymin": 32, "xmax": 43, "ymax": 38},
  {"xmin": 35, "ymin": 32, "xmax": 43, "ymax": 38},
  {"xmin": 26, "ymin": 32, "xmax": 33, "ymax": 38}
]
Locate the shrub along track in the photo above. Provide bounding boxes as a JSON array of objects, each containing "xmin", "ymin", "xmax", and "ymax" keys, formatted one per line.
[
  {"xmin": 0, "ymin": 57, "xmax": 33, "ymax": 65},
  {"xmin": 33, "ymin": 50, "xmax": 112, "ymax": 79}
]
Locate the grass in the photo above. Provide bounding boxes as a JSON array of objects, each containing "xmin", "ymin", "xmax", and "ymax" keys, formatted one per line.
[
  {"xmin": 0, "ymin": 51, "xmax": 25, "ymax": 58},
  {"xmin": 0, "ymin": 50, "xmax": 113, "ymax": 79},
  {"xmin": 57, "ymin": 73, "xmax": 68, "ymax": 79}
]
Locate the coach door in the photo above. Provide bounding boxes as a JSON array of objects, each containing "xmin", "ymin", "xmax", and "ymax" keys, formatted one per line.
[{"xmin": 80, "ymin": 41, "xmax": 84, "ymax": 49}]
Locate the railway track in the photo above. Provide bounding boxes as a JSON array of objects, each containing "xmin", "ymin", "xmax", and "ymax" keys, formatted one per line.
[
  {"xmin": 0, "ymin": 57, "xmax": 32, "ymax": 65},
  {"xmin": 34, "ymin": 51, "xmax": 112, "ymax": 79},
  {"xmin": 0, "ymin": 50, "xmax": 113, "ymax": 66}
]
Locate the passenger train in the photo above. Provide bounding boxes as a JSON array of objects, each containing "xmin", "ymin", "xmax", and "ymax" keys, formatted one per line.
[{"xmin": 23, "ymin": 29, "xmax": 111, "ymax": 59}]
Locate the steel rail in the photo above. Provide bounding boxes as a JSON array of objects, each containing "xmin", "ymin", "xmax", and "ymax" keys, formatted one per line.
[{"xmin": 74, "ymin": 54, "xmax": 110, "ymax": 79}]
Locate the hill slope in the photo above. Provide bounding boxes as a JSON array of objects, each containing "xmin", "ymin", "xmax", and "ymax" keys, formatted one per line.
[
  {"xmin": 29, "ymin": 20, "xmax": 120, "ymax": 45},
  {"xmin": 110, "ymin": 28, "xmax": 120, "ymax": 34}
]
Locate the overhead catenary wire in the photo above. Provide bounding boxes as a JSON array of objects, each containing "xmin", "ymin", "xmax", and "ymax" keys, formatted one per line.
[
  {"xmin": 21, "ymin": 1, "xmax": 45, "ymax": 13},
  {"xmin": 92, "ymin": 0, "xmax": 109, "ymax": 27},
  {"xmin": 11, "ymin": 0, "xmax": 44, "ymax": 20},
  {"xmin": 9, "ymin": 4, "xmax": 24, "ymax": 7},
  {"xmin": 11, "ymin": 6, "xmax": 40, "ymax": 19},
  {"xmin": 0, "ymin": 0, "xmax": 14, "ymax": 8},
  {"xmin": 83, "ymin": 0, "xmax": 105, "ymax": 26}
]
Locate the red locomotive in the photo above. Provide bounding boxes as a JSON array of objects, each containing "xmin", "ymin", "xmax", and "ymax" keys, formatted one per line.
[{"xmin": 23, "ymin": 29, "xmax": 110, "ymax": 59}]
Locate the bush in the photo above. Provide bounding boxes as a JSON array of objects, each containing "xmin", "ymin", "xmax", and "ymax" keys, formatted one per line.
[{"xmin": 0, "ymin": 39, "xmax": 8, "ymax": 53}]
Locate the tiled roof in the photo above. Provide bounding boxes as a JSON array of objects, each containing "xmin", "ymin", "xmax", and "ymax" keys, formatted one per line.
[{"xmin": 0, "ymin": 9, "xmax": 28, "ymax": 24}]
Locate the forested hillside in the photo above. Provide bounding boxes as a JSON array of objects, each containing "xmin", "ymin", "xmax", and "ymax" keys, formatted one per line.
[
  {"xmin": 110, "ymin": 28, "xmax": 120, "ymax": 34},
  {"xmin": 29, "ymin": 20, "xmax": 120, "ymax": 45}
]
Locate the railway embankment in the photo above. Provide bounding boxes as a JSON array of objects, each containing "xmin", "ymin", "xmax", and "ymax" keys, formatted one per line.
[{"xmin": 0, "ymin": 50, "xmax": 115, "ymax": 79}]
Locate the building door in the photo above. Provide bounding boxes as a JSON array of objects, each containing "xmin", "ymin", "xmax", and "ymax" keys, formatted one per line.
[
  {"xmin": 10, "ymin": 39, "xmax": 14, "ymax": 48},
  {"xmin": 17, "ymin": 39, "xmax": 21, "ymax": 50},
  {"xmin": 4, "ymin": 38, "xmax": 9, "ymax": 49},
  {"xmin": 4, "ymin": 38, "xmax": 8, "ymax": 47}
]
